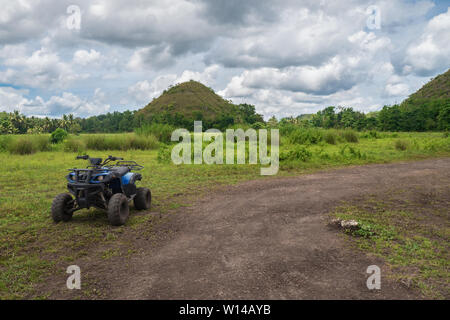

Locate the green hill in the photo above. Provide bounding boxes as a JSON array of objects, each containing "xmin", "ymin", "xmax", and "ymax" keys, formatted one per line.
[
  {"xmin": 392, "ymin": 68, "xmax": 450, "ymax": 131},
  {"xmin": 404, "ymin": 69, "xmax": 450, "ymax": 102},
  {"xmin": 138, "ymin": 80, "xmax": 240, "ymax": 122}
]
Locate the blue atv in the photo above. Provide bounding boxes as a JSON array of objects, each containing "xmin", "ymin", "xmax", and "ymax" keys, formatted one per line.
[{"xmin": 51, "ymin": 155, "xmax": 151, "ymax": 226}]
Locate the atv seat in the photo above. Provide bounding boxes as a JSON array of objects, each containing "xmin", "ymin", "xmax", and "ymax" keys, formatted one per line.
[{"xmin": 110, "ymin": 166, "xmax": 130, "ymax": 177}]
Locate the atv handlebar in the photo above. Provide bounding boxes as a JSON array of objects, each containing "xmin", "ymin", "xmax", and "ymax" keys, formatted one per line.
[
  {"xmin": 75, "ymin": 155, "xmax": 123, "ymax": 161},
  {"xmin": 108, "ymin": 155, "xmax": 123, "ymax": 161},
  {"xmin": 74, "ymin": 155, "xmax": 143, "ymax": 170}
]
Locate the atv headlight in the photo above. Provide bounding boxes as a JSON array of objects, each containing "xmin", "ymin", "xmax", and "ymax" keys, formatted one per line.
[{"xmin": 97, "ymin": 175, "xmax": 104, "ymax": 181}]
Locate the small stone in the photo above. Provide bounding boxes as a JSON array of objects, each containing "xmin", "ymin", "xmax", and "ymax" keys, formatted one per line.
[
  {"xmin": 340, "ymin": 220, "xmax": 359, "ymax": 230},
  {"xmin": 329, "ymin": 218, "xmax": 342, "ymax": 228}
]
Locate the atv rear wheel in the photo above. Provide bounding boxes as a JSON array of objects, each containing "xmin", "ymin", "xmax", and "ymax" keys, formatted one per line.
[
  {"xmin": 134, "ymin": 187, "xmax": 151, "ymax": 210},
  {"xmin": 107, "ymin": 193, "xmax": 130, "ymax": 226},
  {"xmin": 51, "ymin": 193, "xmax": 74, "ymax": 222}
]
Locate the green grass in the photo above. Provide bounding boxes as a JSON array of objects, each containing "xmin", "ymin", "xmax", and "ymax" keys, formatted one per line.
[
  {"xmin": 331, "ymin": 191, "xmax": 449, "ymax": 299},
  {"xmin": 0, "ymin": 130, "xmax": 449, "ymax": 299}
]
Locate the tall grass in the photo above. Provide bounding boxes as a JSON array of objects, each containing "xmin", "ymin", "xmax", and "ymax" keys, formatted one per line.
[
  {"xmin": 395, "ymin": 139, "xmax": 409, "ymax": 151},
  {"xmin": 64, "ymin": 137, "xmax": 86, "ymax": 153},
  {"xmin": 0, "ymin": 135, "xmax": 13, "ymax": 152},
  {"xmin": 83, "ymin": 134, "xmax": 159, "ymax": 151},
  {"xmin": 7, "ymin": 135, "xmax": 51, "ymax": 155},
  {"xmin": 324, "ymin": 131, "xmax": 338, "ymax": 145},
  {"xmin": 135, "ymin": 123, "xmax": 174, "ymax": 144},
  {"xmin": 339, "ymin": 129, "xmax": 359, "ymax": 143}
]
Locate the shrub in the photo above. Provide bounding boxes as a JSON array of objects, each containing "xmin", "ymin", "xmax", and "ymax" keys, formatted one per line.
[
  {"xmin": 157, "ymin": 144, "xmax": 172, "ymax": 163},
  {"xmin": 395, "ymin": 139, "xmax": 409, "ymax": 151},
  {"xmin": 280, "ymin": 146, "xmax": 312, "ymax": 162},
  {"xmin": 135, "ymin": 123, "xmax": 174, "ymax": 143},
  {"xmin": 289, "ymin": 128, "xmax": 323, "ymax": 145},
  {"xmin": 51, "ymin": 128, "xmax": 68, "ymax": 144},
  {"xmin": 251, "ymin": 122, "xmax": 265, "ymax": 130},
  {"xmin": 324, "ymin": 131, "xmax": 337, "ymax": 145},
  {"xmin": 339, "ymin": 145, "xmax": 366, "ymax": 159},
  {"xmin": 340, "ymin": 130, "xmax": 359, "ymax": 143},
  {"xmin": 64, "ymin": 138, "xmax": 86, "ymax": 153}
]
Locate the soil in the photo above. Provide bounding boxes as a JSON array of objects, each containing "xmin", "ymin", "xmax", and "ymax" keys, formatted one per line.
[{"xmin": 38, "ymin": 158, "xmax": 450, "ymax": 299}]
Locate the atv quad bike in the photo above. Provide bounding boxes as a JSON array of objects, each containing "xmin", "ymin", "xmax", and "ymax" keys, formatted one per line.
[{"xmin": 51, "ymin": 155, "xmax": 151, "ymax": 226}]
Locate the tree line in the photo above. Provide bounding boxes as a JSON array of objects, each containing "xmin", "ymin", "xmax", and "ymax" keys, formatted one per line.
[
  {"xmin": 0, "ymin": 104, "xmax": 264, "ymax": 134},
  {"xmin": 278, "ymin": 98, "xmax": 450, "ymax": 131},
  {"xmin": 1, "ymin": 99, "xmax": 449, "ymax": 135}
]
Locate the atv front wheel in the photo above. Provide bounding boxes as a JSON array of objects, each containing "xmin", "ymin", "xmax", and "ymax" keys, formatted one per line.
[
  {"xmin": 108, "ymin": 193, "xmax": 130, "ymax": 226},
  {"xmin": 134, "ymin": 187, "xmax": 151, "ymax": 210},
  {"xmin": 51, "ymin": 193, "xmax": 74, "ymax": 223}
]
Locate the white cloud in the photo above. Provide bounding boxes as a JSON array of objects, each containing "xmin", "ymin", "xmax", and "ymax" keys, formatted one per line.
[
  {"xmin": 128, "ymin": 65, "xmax": 220, "ymax": 103},
  {"xmin": 0, "ymin": 47, "xmax": 85, "ymax": 88},
  {"xmin": 127, "ymin": 45, "xmax": 174, "ymax": 71},
  {"xmin": 0, "ymin": 86, "xmax": 110, "ymax": 117},
  {"xmin": 385, "ymin": 83, "xmax": 409, "ymax": 97},
  {"xmin": 403, "ymin": 8, "xmax": 450, "ymax": 76},
  {"xmin": 175, "ymin": 65, "xmax": 220, "ymax": 84},
  {"xmin": 128, "ymin": 75, "xmax": 177, "ymax": 103},
  {"xmin": 0, "ymin": 87, "xmax": 32, "ymax": 113},
  {"xmin": 73, "ymin": 49, "xmax": 102, "ymax": 66}
]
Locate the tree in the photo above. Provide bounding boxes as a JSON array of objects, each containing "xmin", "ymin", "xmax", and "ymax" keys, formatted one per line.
[{"xmin": 437, "ymin": 104, "xmax": 450, "ymax": 131}]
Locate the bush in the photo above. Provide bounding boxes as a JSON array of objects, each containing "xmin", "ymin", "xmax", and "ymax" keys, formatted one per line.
[
  {"xmin": 51, "ymin": 128, "xmax": 68, "ymax": 144},
  {"xmin": 395, "ymin": 139, "xmax": 409, "ymax": 151},
  {"xmin": 135, "ymin": 123, "xmax": 174, "ymax": 144},
  {"xmin": 339, "ymin": 130, "xmax": 359, "ymax": 143},
  {"xmin": 251, "ymin": 122, "xmax": 265, "ymax": 130},
  {"xmin": 157, "ymin": 144, "xmax": 172, "ymax": 163},
  {"xmin": 289, "ymin": 128, "xmax": 323, "ymax": 145},
  {"xmin": 280, "ymin": 146, "xmax": 312, "ymax": 162}
]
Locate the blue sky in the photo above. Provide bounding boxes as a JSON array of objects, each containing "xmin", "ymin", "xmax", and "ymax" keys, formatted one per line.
[{"xmin": 0, "ymin": 0, "xmax": 449, "ymax": 119}]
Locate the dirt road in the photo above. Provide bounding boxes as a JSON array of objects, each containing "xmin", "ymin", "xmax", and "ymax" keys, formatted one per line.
[{"xmin": 48, "ymin": 158, "xmax": 450, "ymax": 299}]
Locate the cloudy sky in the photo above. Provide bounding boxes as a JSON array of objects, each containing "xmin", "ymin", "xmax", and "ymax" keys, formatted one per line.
[{"xmin": 0, "ymin": 0, "xmax": 449, "ymax": 119}]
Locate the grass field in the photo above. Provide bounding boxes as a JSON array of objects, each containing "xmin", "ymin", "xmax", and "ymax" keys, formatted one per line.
[{"xmin": 0, "ymin": 130, "xmax": 449, "ymax": 298}]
